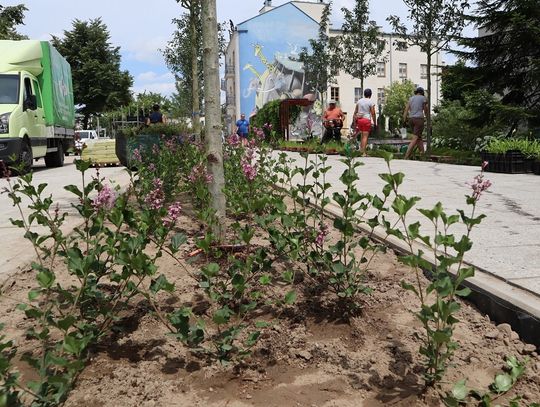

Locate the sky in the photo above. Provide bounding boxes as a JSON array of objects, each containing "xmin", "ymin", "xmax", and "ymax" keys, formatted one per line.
[{"xmin": 8, "ymin": 0, "xmax": 473, "ymax": 97}]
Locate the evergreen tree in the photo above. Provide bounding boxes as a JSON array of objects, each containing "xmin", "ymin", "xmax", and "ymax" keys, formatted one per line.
[
  {"xmin": 459, "ymin": 0, "xmax": 540, "ymax": 129},
  {"xmin": 388, "ymin": 0, "xmax": 470, "ymax": 153},
  {"xmin": 340, "ymin": 0, "xmax": 385, "ymax": 91},
  {"xmin": 0, "ymin": 4, "xmax": 27, "ymax": 40},
  {"xmin": 52, "ymin": 18, "xmax": 133, "ymax": 129}
]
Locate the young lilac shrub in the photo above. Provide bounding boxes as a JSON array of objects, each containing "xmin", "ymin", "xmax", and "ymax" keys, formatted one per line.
[
  {"xmin": 1, "ymin": 158, "xmax": 180, "ymax": 405},
  {"xmin": 378, "ymin": 152, "xmax": 491, "ymax": 387}
]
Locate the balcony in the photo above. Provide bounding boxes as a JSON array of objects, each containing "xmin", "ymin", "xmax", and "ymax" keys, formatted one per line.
[{"xmin": 225, "ymin": 64, "xmax": 235, "ymax": 76}]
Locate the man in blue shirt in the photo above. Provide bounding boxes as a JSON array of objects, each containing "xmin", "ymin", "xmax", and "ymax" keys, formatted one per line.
[{"xmin": 235, "ymin": 113, "xmax": 249, "ymax": 145}]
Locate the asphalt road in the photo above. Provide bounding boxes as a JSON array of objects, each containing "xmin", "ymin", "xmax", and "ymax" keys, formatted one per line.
[{"xmin": 0, "ymin": 156, "xmax": 130, "ymax": 282}]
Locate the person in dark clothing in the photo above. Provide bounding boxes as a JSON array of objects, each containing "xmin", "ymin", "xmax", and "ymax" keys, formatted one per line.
[{"xmin": 146, "ymin": 104, "xmax": 166, "ymax": 125}]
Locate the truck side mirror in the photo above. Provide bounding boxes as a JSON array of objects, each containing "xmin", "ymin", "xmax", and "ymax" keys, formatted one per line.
[{"xmin": 24, "ymin": 95, "xmax": 37, "ymax": 111}]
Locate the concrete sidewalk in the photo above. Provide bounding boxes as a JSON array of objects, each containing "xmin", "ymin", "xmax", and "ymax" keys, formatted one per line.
[
  {"xmin": 281, "ymin": 152, "xmax": 540, "ymax": 298},
  {"xmin": 0, "ymin": 157, "xmax": 130, "ymax": 283}
]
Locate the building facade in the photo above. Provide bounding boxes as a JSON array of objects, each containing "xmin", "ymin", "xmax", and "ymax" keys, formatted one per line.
[{"xmin": 224, "ymin": 0, "xmax": 443, "ymax": 133}]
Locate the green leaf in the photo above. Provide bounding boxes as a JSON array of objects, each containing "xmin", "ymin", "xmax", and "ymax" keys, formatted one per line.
[
  {"xmin": 36, "ymin": 270, "xmax": 55, "ymax": 289},
  {"xmin": 171, "ymin": 233, "xmax": 188, "ymax": 251},
  {"xmin": 63, "ymin": 335, "xmax": 82, "ymax": 355},
  {"xmin": 284, "ymin": 290, "xmax": 297, "ymax": 305},
  {"xmin": 255, "ymin": 321, "xmax": 271, "ymax": 328},
  {"xmin": 150, "ymin": 275, "xmax": 175, "ymax": 294},
  {"xmin": 259, "ymin": 274, "xmax": 271, "ymax": 285},
  {"xmin": 452, "ymin": 379, "xmax": 468, "ymax": 400},
  {"xmin": 493, "ymin": 373, "xmax": 513, "ymax": 393},
  {"xmin": 213, "ymin": 306, "xmax": 233, "ymax": 325}
]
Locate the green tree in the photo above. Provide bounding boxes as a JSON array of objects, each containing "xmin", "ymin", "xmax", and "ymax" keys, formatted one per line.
[
  {"xmin": 340, "ymin": 0, "xmax": 385, "ymax": 91},
  {"xmin": 164, "ymin": 1, "xmax": 202, "ymax": 136},
  {"xmin": 0, "ymin": 3, "xmax": 27, "ymax": 40},
  {"xmin": 459, "ymin": 0, "xmax": 540, "ymax": 131},
  {"xmin": 52, "ymin": 18, "xmax": 133, "ymax": 129},
  {"xmin": 388, "ymin": 0, "xmax": 470, "ymax": 153},
  {"xmin": 440, "ymin": 60, "xmax": 482, "ymax": 104},
  {"xmin": 383, "ymin": 79, "xmax": 415, "ymax": 131},
  {"xmin": 299, "ymin": 2, "xmax": 340, "ymax": 103}
]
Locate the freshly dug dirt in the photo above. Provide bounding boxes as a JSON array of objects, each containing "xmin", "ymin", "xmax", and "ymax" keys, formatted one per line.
[{"xmin": 1, "ymin": 206, "xmax": 539, "ymax": 407}]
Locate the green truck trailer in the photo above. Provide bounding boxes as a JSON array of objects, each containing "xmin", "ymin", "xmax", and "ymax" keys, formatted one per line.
[{"xmin": 0, "ymin": 40, "xmax": 75, "ymax": 171}]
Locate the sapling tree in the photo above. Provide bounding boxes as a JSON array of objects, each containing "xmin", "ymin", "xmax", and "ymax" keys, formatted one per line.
[
  {"xmin": 201, "ymin": 0, "xmax": 226, "ymax": 239},
  {"xmin": 298, "ymin": 2, "xmax": 340, "ymax": 103},
  {"xmin": 165, "ymin": 0, "xmax": 202, "ymax": 137},
  {"xmin": 340, "ymin": 0, "xmax": 385, "ymax": 91},
  {"xmin": 388, "ymin": 0, "xmax": 470, "ymax": 153}
]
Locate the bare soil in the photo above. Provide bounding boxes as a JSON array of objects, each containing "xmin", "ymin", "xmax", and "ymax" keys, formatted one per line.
[{"xmin": 1, "ymin": 206, "xmax": 539, "ymax": 407}]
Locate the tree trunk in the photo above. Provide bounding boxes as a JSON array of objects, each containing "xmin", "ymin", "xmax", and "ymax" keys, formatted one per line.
[
  {"xmin": 202, "ymin": 0, "xmax": 226, "ymax": 240},
  {"xmin": 190, "ymin": 7, "xmax": 201, "ymax": 141},
  {"xmin": 426, "ymin": 53, "xmax": 432, "ymax": 155}
]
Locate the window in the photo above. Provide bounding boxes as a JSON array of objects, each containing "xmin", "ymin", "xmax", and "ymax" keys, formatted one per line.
[
  {"xmin": 377, "ymin": 88, "xmax": 386, "ymax": 105},
  {"xmin": 399, "ymin": 63, "xmax": 407, "ymax": 79},
  {"xmin": 32, "ymin": 80, "xmax": 42, "ymax": 108},
  {"xmin": 377, "ymin": 61, "xmax": 386, "ymax": 77},
  {"xmin": 421, "ymin": 64, "xmax": 428, "ymax": 79},
  {"xmin": 330, "ymin": 87, "xmax": 340, "ymax": 102},
  {"xmin": 395, "ymin": 40, "xmax": 408, "ymax": 51},
  {"xmin": 354, "ymin": 87, "xmax": 362, "ymax": 103}
]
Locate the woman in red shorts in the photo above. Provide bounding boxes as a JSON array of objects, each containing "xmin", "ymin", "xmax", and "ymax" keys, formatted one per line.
[{"xmin": 353, "ymin": 88, "xmax": 377, "ymax": 156}]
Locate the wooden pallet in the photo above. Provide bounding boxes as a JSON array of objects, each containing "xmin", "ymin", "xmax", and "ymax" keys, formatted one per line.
[{"xmin": 81, "ymin": 139, "xmax": 120, "ymax": 166}]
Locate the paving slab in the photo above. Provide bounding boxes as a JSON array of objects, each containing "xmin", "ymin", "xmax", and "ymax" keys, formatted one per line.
[
  {"xmin": 0, "ymin": 157, "xmax": 130, "ymax": 283},
  {"xmin": 279, "ymin": 152, "xmax": 540, "ymax": 298}
]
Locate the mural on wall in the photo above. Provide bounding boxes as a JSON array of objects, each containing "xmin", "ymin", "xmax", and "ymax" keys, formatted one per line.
[
  {"xmin": 237, "ymin": 3, "xmax": 320, "ymax": 118},
  {"xmin": 243, "ymin": 44, "xmax": 309, "ymax": 110}
]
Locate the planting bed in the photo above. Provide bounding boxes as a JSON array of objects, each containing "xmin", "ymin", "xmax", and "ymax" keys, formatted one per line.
[{"xmin": 2, "ymin": 201, "xmax": 539, "ymax": 407}]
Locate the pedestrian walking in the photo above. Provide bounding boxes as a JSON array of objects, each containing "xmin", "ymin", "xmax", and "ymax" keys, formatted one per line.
[
  {"xmin": 403, "ymin": 87, "xmax": 428, "ymax": 159},
  {"xmin": 235, "ymin": 113, "xmax": 250, "ymax": 146},
  {"xmin": 353, "ymin": 88, "xmax": 377, "ymax": 156}
]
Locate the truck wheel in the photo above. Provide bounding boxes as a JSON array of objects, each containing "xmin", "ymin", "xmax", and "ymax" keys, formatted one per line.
[
  {"xmin": 45, "ymin": 143, "xmax": 64, "ymax": 168},
  {"xmin": 14, "ymin": 140, "xmax": 33, "ymax": 175}
]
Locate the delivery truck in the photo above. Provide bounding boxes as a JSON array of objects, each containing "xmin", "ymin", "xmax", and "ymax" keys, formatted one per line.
[{"xmin": 0, "ymin": 40, "xmax": 75, "ymax": 172}]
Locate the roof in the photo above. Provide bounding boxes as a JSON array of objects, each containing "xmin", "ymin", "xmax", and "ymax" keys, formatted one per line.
[{"xmin": 237, "ymin": 1, "xmax": 321, "ymax": 27}]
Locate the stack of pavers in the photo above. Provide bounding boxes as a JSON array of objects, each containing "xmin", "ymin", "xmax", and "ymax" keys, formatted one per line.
[{"xmin": 81, "ymin": 139, "xmax": 120, "ymax": 166}]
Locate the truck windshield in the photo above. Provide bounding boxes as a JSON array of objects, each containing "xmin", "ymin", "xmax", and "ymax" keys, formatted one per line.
[{"xmin": 0, "ymin": 75, "xmax": 20, "ymax": 104}]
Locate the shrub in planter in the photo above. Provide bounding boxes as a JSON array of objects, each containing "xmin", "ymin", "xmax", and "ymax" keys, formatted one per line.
[{"xmin": 116, "ymin": 123, "xmax": 191, "ymax": 167}]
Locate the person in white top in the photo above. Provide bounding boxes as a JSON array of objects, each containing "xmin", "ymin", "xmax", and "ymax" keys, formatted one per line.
[{"xmin": 353, "ymin": 88, "xmax": 377, "ymax": 156}]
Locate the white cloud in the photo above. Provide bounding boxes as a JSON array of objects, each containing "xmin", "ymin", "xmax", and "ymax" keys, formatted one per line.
[
  {"xmin": 132, "ymin": 81, "xmax": 176, "ymax": 96},
  {"xmin": 125, "ymin": 36, "xmax": 169, "ymax": 65},
  {"xmin": 137, "ymin": 71, "xmax": 174, "ymax": 83}
]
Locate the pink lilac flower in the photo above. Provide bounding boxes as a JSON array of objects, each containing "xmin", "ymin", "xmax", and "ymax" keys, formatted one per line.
[
  {"xmin": 133, "ymin": 148, "xmax": 142, "ymax": 162},
  {"xmin": 164, "ymin": 138, "xmax": 177, "ymax": 152},
  {"xmin": 152, "ymin": 144, "xmax": 160, "ymax": 155},
  {"xmin": 144, "ymin": 178, "xmax": 165, "ymax": 210},
  {"xmin": 92, "ymin": 184, "xmax": 116, "ymax": 211},
  {"xmin": 315, "ymin": 224, "xmax": 329, "ymax": 246},
  {"xmin": 253, "ymin": 126, "xmax": 265, "ymax": 141},
  {"xmin": 164, "ymin": 201, "xmax": 182, "ymax": 227},
  {"xmin": 241, "ymin": 147, "xmax": 258, "ymax": 181},
  {"xmin": 148, "ymin": 163, "xmax": 156, "ymax": 172},
  {"xmin": 227, "ymin": 133, "xmax": 241, "ymax": 147},
  {"xmin": 188, "ymin": 163, "xmax": 213, "ymax": 184},
  {"xmin": 468, "ymin": 164, "xmax": 492, "ymax": 202}
]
